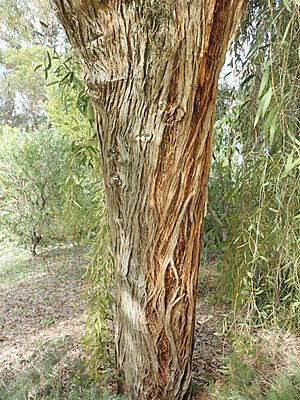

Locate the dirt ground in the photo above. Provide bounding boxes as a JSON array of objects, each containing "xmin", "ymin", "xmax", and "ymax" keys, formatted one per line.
[
  {"xmin": 0, "ymin": 245, "xmax": 88, "ymax": 375},
  {"xmin": 2, "ymin": 243, "xmax": 300, "ymax": 400},
  {"xmin": 0, "ymin": 243, "xmax": 232, "ymax": 399},
  {"xmin": 192, "ymin": 267, "xmax": 232, "ymax": 399}
]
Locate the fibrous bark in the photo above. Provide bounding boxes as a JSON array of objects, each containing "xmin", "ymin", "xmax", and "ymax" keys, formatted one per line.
[{"xmin": 52, "ymin": 1, "xmax": 245, "ymax": 398}]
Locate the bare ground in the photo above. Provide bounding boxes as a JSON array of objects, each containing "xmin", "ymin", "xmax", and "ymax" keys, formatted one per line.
[
  {"xmin": 0, "ymin": 243, "xmax": 233, "ymax": 398},
  {"xmin": 1, "ymin": 243, "xmax": 300, "ymax": 399},
  {"xmin": 0, "ymin": 245, "xmax": 88, "ymax": 376}
]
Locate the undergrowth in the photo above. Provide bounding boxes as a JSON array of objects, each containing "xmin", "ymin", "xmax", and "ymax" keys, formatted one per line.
[
  {"xmin": 0, "ymin": 239, "xmax": 34, "ymax": 284},
  {"xmin": 209, "ymin": 324, "xmax": 300, "ymax": 400},
  {"xmin": 0, "ymin": 338, "xmax": 122, "ymax": 400},
  {"xmin": 206, "ymin": 1, "xmax": 300, "ymax": 330},
  {"xmin": 82, "ymin": 187, "xmax": 115, "ymax": 381},
  {"xmin": 210, "ymin": 356, "xmax": 300, "ymax": 400}
]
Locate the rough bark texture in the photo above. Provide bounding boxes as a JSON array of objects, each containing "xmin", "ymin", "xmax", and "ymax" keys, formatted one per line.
[{"xmin": 52, "ymin": 1, "xmax": 245, "ymax": 398}]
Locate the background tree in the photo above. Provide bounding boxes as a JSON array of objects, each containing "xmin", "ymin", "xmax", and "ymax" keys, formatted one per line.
[
  {"xmin": 0, "ymin": 46, "xmax": 48, "ymax": 127},
  {"xmin": 52, "ymin": 1, "xmax": 245, "ymax": 399},
  {"xmin": 0, "ymin": 0, "xmax": 63, "ymax": 48},
  {"xmin": 0, "ymin": 127, "xmax": 70, "ymax": 255},
  {"xmin": 0, "ymin": 124, "xmax": 102, "ymax": 255}
]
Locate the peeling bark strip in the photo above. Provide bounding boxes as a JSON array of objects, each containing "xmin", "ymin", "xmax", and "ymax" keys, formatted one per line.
[{"xmin": 52, "ymin": 1, "xmax": 245, "ymax": 398}]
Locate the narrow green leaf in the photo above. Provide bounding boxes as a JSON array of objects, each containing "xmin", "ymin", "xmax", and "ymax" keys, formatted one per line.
[
  {"xmin": 39, "ymin": 21, "xmax": 49, "ymax": 28},
  {"xmin": 264, "ymin": 107, "xmax": 277, "ymax": 129},
  {"xmin": 258, "ymin": 68, "xmax": 270, "ymax": 97},
  {"xmin": 264, "ymin": 107, "xmax": 278, "ymax": 145},
  {"xmin": 262, "ymin": 87, "xmax": 273, "ymax": 117},
  {"xmin": 34, "ymin": 64, "xmax": 43, "ymax": 72},
  {"xmin": 286, "ymin": 129, "xmax": 300, "ymax": 146},
  {"xmin": 240, "ymin": 98, "xmax": 251, "ymax": 109},
  {"xmin": 281, "ymin": 20, "xmax": 292, "ymax": 45},
  {"xmin": 283, "ymin": 153, "xmax": 300, "ymax": 177},
  {"xmin": 241, "ymin": 74, "xmax": 255, "ymax": 87},
  {"xmin": 254, "ymin": 97, "xmax": 264, "ymax": 127},
  {"xmin": 46, "ymin": 80, "xmax": 60, "ymax": 87},
  {"xmin": 254, "ymin": 106, "xmax": 262, "ymax": 128},
  {"xmin": 269, "ymin": 114, "xmax": 278, "ymax": 145},
  {"xmin": 60, "ymin": 72, "xmax": 72, "ymax": 84},
  {"xmin": 46, "ymin": 51, "xmax": 52, "ymax": 71},
  {"xmin": 32, "ymin": 30, "xmax": 44, "ymax": 37}
]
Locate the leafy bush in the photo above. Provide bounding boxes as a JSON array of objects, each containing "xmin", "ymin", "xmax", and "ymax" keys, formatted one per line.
[{"xmin": 0, "ymin": 126, "xmax": 69, "ymax": 255}]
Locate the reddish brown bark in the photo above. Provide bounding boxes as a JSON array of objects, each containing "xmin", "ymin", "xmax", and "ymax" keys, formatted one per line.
[{"xmin": 52, "ymin": 1, "xmax": 245, "ymax": 398}]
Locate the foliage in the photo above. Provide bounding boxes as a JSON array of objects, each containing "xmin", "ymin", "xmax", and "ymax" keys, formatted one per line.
[
  {"xmin": 82, "ymin": 212, "xmax": 114, "ymax": 381},
  {"xmin": 202, "ymin": 84, "xmax": 237, "ymax": 261},
  {"xmin": 0, "ymin": 126, "xmax": 70, "ymax": 255},
  {"xmin": 0, "ymin": 45, "xmax": 48, "ymax": 127},
  {"xmin": 222, "ymin": 147, "xmax": 300, "ymax": 327},
  {"xmin": 210, "ymin": 355, "xmax": 300, "ymax": 400},
  {"xmin": 45, "ymin": 51, "xmax": 94, "ymax": 132},
  {"xmin": 205, "ymin": 0, "xmax": 300, "ymax": 329},
  {"xmin": 43, "ymin": 52, "xmax": 115, "ymax": 377},
  {"xmin": 42, "ymin": 50, "xmax": 104, "ymax": 247},
  {"xmin": 58, "ymin": 140, "xmax": 101, "ymax": 247},
  {"xmin": 0, "ymin": 339, "xmax": 123, "ymax": 400},
  {"xmin": 0, "ymin": 0, "xmax": 63, "ymax": 48}
]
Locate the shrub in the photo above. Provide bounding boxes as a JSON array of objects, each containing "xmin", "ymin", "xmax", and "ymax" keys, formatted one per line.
[{"xmin": 0, "ymin": 126, "xmax": 69, "ymax": 255}]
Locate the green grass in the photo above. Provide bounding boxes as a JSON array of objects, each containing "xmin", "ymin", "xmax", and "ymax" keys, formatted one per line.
[
  {"xmin": 209, "ymin": 355, "xmax": 300, "ymax": 400},
  {"xmin": 0, "ymin": 338, "xmax": 123, "ymax": 400},
  {"xmin": 0, "ymin": 238, "xmax": 86, "ymax": 285},
  {"xmin": 40, "ymin": 316, "xmax": 55, "ymax": 327},
  {"xmin": 0, "ymin": 239, "xmax": 35, "ymax": 284}
]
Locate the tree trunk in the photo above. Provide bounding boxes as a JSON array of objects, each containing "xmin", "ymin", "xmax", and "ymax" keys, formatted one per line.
[
  {"xmin": 31, "ymin": 230, "xmax": 42, "ymax": 257},
  {"xmin": 52, "ymin": 1, "xmax": 245, "ymax": 398}
]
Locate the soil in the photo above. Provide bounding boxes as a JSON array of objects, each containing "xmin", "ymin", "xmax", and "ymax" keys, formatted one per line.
[
  {"xmin": 192, "ymin": 267, "xmax": 232, "ymax": 399},
  {"xmin": 0, "ymin": 244, "xmax": 230, "ymax": 399},
  {"xmin": 0, "ymin": 245, "xmax": 88, "ymax": 375}
]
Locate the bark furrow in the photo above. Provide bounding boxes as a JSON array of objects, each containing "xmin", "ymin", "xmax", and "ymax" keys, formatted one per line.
[{"xmin": 52, "ymin": 1, "xmax": 245, "ymax": 398}]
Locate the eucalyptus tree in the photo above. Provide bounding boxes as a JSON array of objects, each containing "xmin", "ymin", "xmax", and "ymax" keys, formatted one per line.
[{"xmin": 52, "ymin": 1, "xmax": 245, "ymax": 399}]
